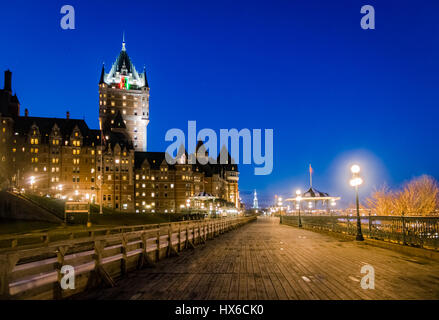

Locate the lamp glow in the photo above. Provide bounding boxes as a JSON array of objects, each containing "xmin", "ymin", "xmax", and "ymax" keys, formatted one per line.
[
  {"xmin": 351, "ymin": 164, "xmax": 361, "ymax": 174},
  {"xmin": 350, "ymin": 177, "xmax": 363, "ymax": 187}
]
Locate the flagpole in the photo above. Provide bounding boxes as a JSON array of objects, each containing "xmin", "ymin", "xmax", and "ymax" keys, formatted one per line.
[{"xmin": 309, "ymin": 164, "xmax": 313, "ymax": 188}]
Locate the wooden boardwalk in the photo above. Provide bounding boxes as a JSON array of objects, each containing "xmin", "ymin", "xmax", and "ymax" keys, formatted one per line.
[{"xmin": 75, "ymin": 217, "xmax": 439, "ymax": 300}]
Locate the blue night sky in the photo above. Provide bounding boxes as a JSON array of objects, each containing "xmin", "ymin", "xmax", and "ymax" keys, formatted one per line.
[{"xmin": 1, "ymin": 0, "xmax": 438, "ymax": 207}]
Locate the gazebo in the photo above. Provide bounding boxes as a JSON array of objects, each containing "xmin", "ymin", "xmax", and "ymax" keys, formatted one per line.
[
  {"xmin": 285, "ymin": 165, "xmax": 341, "ymax": 213},
  {"xmin": 189, "ymin": 192, "xmax": 217, "ymax": 213}
]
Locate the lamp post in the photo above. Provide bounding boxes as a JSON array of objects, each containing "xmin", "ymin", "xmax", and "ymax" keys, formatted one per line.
[
  {"xmin": 350, "ymin": 164, "xmax": 364, "ymax": 241},
  {"xmin": 296, "ymin": 189, "xmax": 302, "ymax": 228},
  {"xmin": 278, "ymin": 197, "xmax": 283, "ymax": 215},
  {"xmin": 29, "ymin": 176, "xmax": 35, "ymax": 193}
]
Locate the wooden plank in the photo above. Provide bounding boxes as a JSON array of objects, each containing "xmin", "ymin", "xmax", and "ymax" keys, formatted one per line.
[{"xmin": 71, "ymin": 217, "xmax": 439, "ymax": 300}]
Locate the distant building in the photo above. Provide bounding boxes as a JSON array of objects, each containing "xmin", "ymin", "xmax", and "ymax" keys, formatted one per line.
[
  {"xmin": 253, "ymin": 189, "xmax": 258, "ymax": 209},
  {"xmin": 0, "ymin": 40, "xmax": 240, "ymax": 212}
]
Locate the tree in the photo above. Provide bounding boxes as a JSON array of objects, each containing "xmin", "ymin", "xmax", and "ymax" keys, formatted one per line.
[
  {"xmin": 365, "ymin": 185, "xmax": 395, "ymax": 215},
  {"xmin": 394, "ymin": 175, "xmax": 438, "ymax": 216},
  {"xmin": 365, "ymin": 176, "xmax": 439, "ymax": 216}
]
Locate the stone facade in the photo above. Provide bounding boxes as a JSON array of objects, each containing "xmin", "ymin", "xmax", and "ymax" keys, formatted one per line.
[{"xmin": 0, "ymin": 42, "xmax": 241, "ymax": 213}]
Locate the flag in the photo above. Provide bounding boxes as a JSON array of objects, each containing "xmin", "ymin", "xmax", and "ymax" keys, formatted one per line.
[{"xmin": 309, "ymin": 164, "xmax": 313, "ymax": 175}]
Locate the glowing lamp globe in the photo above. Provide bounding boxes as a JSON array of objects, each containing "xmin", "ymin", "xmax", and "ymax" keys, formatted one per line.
[{"xmin": 351, "ymin": 164, "xmax": 361, "ymax": 174}]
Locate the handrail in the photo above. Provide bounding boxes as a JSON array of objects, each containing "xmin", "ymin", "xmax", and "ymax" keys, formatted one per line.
[
  {"xmin": 280, "ymin": 215, "xmax": 439, "ymax": 250},
  {"xmin": 11, "ymin": 192, "xmax": 64, "ymax": 221},
  {"xmin": 0, "ymin": 216, "xmax": 256, "ymax": 299},
  {"xmin": 0, "ymin": 216, "xmax": 243, "ymax": 251}
]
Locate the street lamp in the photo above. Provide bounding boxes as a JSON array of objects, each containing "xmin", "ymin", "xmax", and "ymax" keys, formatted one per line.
[
  {"xmin": 278, "ymin": 197, "xmax": 283, "ymax": 215},
  {"xmin": 296, "ymin": 189, "xmax": 302, "ymax": 228},
  {"xmin": 350, "ymin": 164, "xmax": 364, "ymax": 241},
  {"xmin": 29, "ymin": 176, "xmax": 35, "ymax": 192}
]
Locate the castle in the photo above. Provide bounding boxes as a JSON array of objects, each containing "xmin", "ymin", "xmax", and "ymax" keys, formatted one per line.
[{"xmin": 0, "ymin": 40, "xmax": 240, "ymax": 213}]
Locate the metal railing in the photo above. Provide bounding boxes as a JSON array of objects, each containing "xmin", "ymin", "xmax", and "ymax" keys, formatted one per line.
[{"xmin": 280, "ymin": 215, "xmax": 439, "ymax": 250}]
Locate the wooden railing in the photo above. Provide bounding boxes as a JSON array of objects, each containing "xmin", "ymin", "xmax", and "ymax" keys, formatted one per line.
[
  {"xmin": 0, "ymin": 216, "xmax": 256, "ymax": 299},
  {"xmin": 0, "ymin": 220, "xmax": 206, "ymax": 250},
  {"xmin": 280, "ymin": 215, "xmax": 439, "ymax": 250}
]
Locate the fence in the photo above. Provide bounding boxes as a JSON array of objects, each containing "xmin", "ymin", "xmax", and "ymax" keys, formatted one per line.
[
  {"xmin": 280, "ymin": 214, "xmax": 439, "ymax": 250},
  {"xmin": 0, "ymin": 216, "xmax": 256, "ymax": 299}
]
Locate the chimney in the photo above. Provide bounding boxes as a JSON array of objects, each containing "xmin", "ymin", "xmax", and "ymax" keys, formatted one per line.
[
  {"xmin": 24, "ymin": 108, "xmax": 28, "ymax": 117},
  {"xmin": 4, "ymin": 70, "xmax": 12, "ymax": 92},
  {"xmin": 66, "ymin": 111, "xmax": 70, "ymax": 119}
]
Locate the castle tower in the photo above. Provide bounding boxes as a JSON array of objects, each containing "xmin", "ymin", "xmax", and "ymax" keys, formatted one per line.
[
  {"xmin": 253, "ymin": 189, "xmax": 259, "ymax": 209},
  {"xmin": 99, "ymin": 36, "xmax": 150, "ymax": 151}
]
